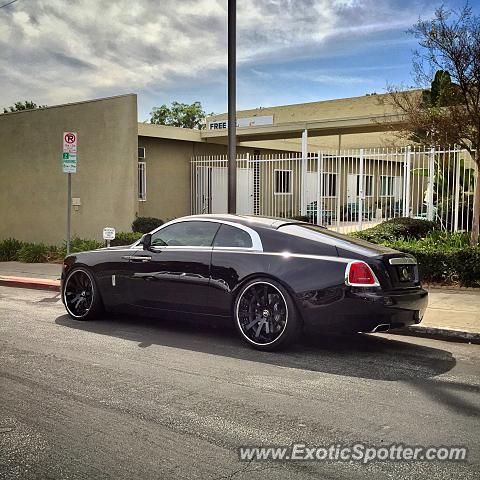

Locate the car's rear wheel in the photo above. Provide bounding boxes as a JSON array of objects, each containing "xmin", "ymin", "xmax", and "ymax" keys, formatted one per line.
[
  {"xmin": 63, "ymin": 267, "xmax": 103, "ymax": 320},
  {"xmin": 234, "ymin": 278, "xmax": 301, "ymax": 351}
]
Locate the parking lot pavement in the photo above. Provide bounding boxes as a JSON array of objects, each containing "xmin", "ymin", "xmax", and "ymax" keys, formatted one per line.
[{"xmin": 0, "ymin": 286, "xmax": 479, "ymax": 479}]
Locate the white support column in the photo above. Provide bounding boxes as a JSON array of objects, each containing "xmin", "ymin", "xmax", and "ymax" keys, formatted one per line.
[
  {"xmin": 336, "ymin": 154, "xmax": 341, "ymax": 231},
  {"xmin": 317, "ymin": 152, "xmax": 324, "ymax": 226},
  {"xmin": 404, "ymin": 147, "xmax": 411, "ymax": 217},
  {"xmin": 246, "ymin": 152, "xmax": 253, "ymax": 215},
  {"xmin": 301, "ymin": 129, "xmax": 308, "ymax": 216},
  {"xmin": 427, "ymin": 148, "xmax": 435, "ymax": 221},
  {"xmin": 454, "ymin": 150, "xmax": 461, "ymax": 232},
  {"xmin": 358, "ymin": 148, "xmax": 364, "ymax": 230}
]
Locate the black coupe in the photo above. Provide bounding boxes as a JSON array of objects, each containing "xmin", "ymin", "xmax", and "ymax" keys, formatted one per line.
[{"xmin": 61, "ymin": 215, "xmax": 428, "ymax": 350}]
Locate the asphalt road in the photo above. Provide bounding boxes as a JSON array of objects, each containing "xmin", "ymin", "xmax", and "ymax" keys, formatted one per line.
[{"xmin": 0, "ymin": 286, "xmax": 479, "ymax": 479}]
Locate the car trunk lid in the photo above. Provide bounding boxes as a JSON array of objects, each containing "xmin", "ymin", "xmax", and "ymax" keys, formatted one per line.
[{"xmin": 376, "ymin": 252, "xmax": 421, "ymax": 290}]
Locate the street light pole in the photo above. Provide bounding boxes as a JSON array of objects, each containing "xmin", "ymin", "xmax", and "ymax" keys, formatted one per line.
[{"xmin": 227, "ymin": 0, "xmax": 236, "ymax": 214}]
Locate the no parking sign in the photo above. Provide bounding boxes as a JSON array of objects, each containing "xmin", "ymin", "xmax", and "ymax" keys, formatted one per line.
[{"xmin": 63, "ymin": 132, "xmax": 77, "ymax": 173}]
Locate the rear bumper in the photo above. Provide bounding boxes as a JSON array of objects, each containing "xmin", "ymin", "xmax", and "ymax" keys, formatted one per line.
[{"xmin": 300, "ymin": 287, "xmax": 428, "ymax": 333}]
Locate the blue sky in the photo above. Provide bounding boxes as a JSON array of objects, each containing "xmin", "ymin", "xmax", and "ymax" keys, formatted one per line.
[{"xmin": 0, "ymin": 0, "xmax": 477, "ymax": 121}]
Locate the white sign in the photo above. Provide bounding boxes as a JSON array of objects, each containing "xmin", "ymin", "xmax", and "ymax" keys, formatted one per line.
[
  {"xmin": 208, "ymin": 115, "xmax": 274, "ymax": 130},
  {"xmin": 63, "ymin": 131, "xmax": 77, "ymax": 173},
  {"xmin": 103, "ymin": 227, "xmax": 116, "ymax": 241}
]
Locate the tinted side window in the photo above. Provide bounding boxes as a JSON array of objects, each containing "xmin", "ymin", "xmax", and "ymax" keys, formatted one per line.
[
  {"xmin": 152, "ymin": 221, "xmax": 219, "ymax": 247},
  {"xmin": 213, "ymin": 224, "xmax": 253, "ymax": 248}
]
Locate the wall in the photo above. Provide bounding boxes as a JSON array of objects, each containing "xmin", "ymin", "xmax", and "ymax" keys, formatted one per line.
[
  {"xmin": 207, "ymin": 92, "xmax": 418, "ymax": 151},
  {"xmin": 207, "ymin": 92, "xmax": 410, "ymax": 124},
  {"xmin": 0, "ymin": 94, "xmax": 138, "ymax": 244},
  {"xmin": 137, "ymin": 136, "xmax": 284, "ymax": 221}
]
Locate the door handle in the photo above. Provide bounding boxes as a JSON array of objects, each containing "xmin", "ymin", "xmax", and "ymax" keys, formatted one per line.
[{"xmin": 122, "ymin": 255, "xmax": 152, "ymax": 262}]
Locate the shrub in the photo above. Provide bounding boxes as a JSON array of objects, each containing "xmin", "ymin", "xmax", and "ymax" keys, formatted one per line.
[
  {"xmin": 110, "ymin": 231, "xmax": 143, "ymax": 246},
  {"xmin": 17, "ymin": 243, "xmax": 51, "ymax": 263},
  {"xmin": 132, "ymin": 217, "xmax": 164, "ymax": 234},
  {"xmin": 58, "ymin": 237, "xmax": 104, "ymax": 258},
  {"xmin": 377, "ymin": 232, "xmax": 480, "ymax": 287},
  {"xmin": 352, "ymin": 217, "xmax": 438, "ymax": 243},
  {"xmin": 0, "ymin": 238, "xmax": 24, "ymax": 261},
  {"xmin": 385, "ymin": 231, "xmax": 471, "ymax": 251}
]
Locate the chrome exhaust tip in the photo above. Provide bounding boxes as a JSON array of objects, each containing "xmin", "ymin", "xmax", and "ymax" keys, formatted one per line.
[{"xmin": 371, "ymin": 323, "xmax": 391, "ymax": 333}]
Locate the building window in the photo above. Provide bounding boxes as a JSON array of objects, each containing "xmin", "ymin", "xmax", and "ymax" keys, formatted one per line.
[
  {"xmin": 138, "ymin": 162, "xmax": 146, "ymax": 201},
  {"xmin": 380, "ymin": 176, "xmax": 394, "ymax": 196},
  {"xmin": 322, "ymin": 173, "xmax": 337, "ymax": 197},
  {"xmin": 356, "ymin": 174, "xmax": 374, "ymax": 197},
  {"xmin": 274, "ymin": 169, "xmax": 292, "ymax": 194}
]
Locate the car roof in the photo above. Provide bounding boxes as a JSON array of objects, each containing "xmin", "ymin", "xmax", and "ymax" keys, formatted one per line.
[{"xmin": 183, "ymin": 214, "xmax": 300, "ymax": 230}]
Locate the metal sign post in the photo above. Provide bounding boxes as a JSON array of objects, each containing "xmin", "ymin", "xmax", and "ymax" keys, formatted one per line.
[
  {"xmin": 227, "ymin": 0, "xmax": 236, "ymax": 214},
  {"xmin": 63, "ymin": 132, "xmax": 77, "ymax": 255},
  {"xmin": 67, "ymin": 173, "xmax": 72, "ymax": 255}
]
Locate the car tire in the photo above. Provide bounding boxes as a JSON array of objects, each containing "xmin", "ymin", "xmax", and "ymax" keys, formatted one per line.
[
  {"xmin": 63, "ymin": 267, "xmax": 104, "ymax": 321},
  {"xmin": 234, "ymin": 277, "xmax": 301, "ymax": 351}
]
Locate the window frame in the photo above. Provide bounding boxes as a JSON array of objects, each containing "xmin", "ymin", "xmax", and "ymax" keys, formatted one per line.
[
  {"xmin": 273, "ymin": 169, "xmax": 293, "ymax": 195},
  {"xmin": 321, "ymin": 172, "xmax": 338, "ymax": 198},
  {"xmin": 134, "ymin": 218, "xmax": 263, "ymax": 252},
  {"xmin": 213, "ymin": 224, "xmax": 254, "ymax": 250},
  {"xmin": 379, "ymin": 175, "xmax": 402, "ymax": 197},
  {"xmin": 355, "ymin": 174, "xmax": 374, "ymax": 198},
  {"xmin": 150, "ymin": 220, "xmax": 220, "ymax": 249},
  {"xmin": 138, "ymin": 161, "xmax": 147, "ymax": 201}
]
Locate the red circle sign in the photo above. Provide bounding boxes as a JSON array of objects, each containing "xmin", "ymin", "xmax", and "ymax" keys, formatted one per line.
[{"xmin": 64, "ymin": 133, "xmax": 76, "ymax": 144}]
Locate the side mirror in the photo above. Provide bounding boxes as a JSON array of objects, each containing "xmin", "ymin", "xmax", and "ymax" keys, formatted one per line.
[{"xmin": 141, "ymin": 233, "xmax": 152, "ymax": 250}]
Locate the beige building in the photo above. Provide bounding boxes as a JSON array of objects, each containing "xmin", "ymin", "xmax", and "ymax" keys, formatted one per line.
[
  {"xmin": 205, "ymin": 91, "xmax": 410, "ymax": 151},
  {"xmin": 1, "ymin": 92, "xmax": 421, "ymax": 244}
]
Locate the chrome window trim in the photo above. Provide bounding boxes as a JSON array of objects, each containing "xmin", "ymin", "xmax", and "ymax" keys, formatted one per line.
[
  {"xmin": 213, "ymin": 246, "xmax": 255, "ymax": 252},
  {"xmin": 389, "ymin": 257, "xmax": 417, "ymax": 266},
  {"xmin": 132, "ymin": 217, "xmax": 263, "ymax": 252},
  {"xmin": 150, "ymin": 245, "xmax": 213, "ymax": 253}
]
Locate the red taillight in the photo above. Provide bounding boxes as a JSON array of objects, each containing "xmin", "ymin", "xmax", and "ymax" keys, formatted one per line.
[{"xmin": 346, "ymin": 261, "xmax": 378, "ymax": 286}]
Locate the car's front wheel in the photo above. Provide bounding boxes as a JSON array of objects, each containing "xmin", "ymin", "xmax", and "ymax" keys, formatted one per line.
[
  {"xmin": 234, "ymin": 278, "xmax": 301, "ymax": 351},
  {"xmin": 63, "ymin": 267, "xmax": 103, "ymax": 320}
]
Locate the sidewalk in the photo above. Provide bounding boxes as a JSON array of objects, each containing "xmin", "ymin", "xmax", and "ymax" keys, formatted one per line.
[
  {"xmin": 0, "ymin": 261, "xmax": 61, "ymax": 291},
  {"xmin": 395, "ymin": 288, "xmax": 480, "ymax": 343},
  {"xmin": 0, "ymin": 261, "xmax": 61, "ymax": 280},
  {"xmin": 0, "ymin": 261, "xmax": 479, "ymax": 343}
]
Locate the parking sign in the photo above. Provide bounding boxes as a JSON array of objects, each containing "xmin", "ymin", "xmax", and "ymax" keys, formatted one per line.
[{"xmin": 63, "ymin": 132, "xmax": 77, "ymax": 173}]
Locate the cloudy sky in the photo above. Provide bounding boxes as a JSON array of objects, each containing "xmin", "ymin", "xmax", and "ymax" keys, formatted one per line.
[{"xmin": 0, "ymin": 0, "xmax": 472, "ymax": 120}]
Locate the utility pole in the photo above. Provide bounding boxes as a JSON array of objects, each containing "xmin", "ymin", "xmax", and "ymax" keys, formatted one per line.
[{"xmin": 227, "ymin": 0, "xmax": 236, "ymax": 214}]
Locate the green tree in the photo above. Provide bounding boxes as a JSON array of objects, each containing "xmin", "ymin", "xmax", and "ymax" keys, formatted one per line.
[
  {"xmin": 3, "ymin": 100, "xmax": 46, "ymax": 113},
  {"xmin": 149, "ymin": 101, "xmax": 210, "ymax": 129},
  {"xmin": 422, "ymin": 70, "xmax": 462, "ymax": 108},
  {"xmin": 388, "ymin": 5, "xmax": 480, "ymax": 245}
]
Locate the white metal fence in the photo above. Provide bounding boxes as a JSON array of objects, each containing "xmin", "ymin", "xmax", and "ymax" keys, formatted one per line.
[{"xmin": 191, "ymin": 147, "xmax": 477, "ymax": 233}]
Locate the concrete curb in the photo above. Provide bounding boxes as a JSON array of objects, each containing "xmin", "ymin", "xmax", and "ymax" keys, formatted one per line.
[
  {"xmin": 388, "ymin": 325, "xmax": 480, "ymax": 345},
  {"xmin": 424, "ymin": 284, "xmax": 480, "ymax": 292},
  {"xmin": 0, "ymin": 275, "xmax": 60, "ymax": 292}
]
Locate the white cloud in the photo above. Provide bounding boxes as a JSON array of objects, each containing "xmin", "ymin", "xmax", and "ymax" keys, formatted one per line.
[{"xmin": 0, "ymin": 0, "xmax": 438, "ymax": 111}]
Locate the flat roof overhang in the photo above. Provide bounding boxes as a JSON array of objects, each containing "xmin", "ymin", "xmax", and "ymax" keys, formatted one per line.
[{"xmin": 200, "ymin": 113, "xmax": 406, "ymax": 144}]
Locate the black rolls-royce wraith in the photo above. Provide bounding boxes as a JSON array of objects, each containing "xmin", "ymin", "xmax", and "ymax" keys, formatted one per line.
[{"xmin": 61, "ymin": 215, "xmax": 428, "ymax": 350}]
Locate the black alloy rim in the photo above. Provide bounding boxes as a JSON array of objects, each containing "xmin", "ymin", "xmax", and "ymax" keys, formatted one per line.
[
  {"xmin": 64, "ymin": 270, "xmax": 94, "ymax": 318},
  {"xmin": 236, "ymin": 282, "xmax": 288, "ymax": 345}
]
